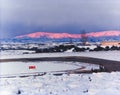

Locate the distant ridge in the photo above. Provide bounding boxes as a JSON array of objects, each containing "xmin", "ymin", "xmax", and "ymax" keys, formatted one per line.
[{"xmin": 16, "ymin": 31, "xmax": 120, "ymax": 39}]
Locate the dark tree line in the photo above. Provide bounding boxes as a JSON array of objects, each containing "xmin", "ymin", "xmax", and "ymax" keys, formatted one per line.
[
  {"xmin": 34, "ymin": 45, "xmax": 120, "ymax": 53},
  {"xmin": 1, "ymin": 44, "xmax": 120, "ymax": 53}
]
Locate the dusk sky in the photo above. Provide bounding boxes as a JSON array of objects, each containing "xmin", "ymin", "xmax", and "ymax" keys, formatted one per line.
[{"xmin": 1, "ymin": 0, "xmax": 120, "ymax": 38}]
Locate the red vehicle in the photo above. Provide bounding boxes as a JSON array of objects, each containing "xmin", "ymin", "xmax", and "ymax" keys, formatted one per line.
[{"xmin": 29, "ymin": 65, "xmax": 36, "ymax": 69}]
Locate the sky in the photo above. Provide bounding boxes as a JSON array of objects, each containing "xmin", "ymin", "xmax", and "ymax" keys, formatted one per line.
[{"xmin": 1, "ymin": 0, "xmax": 120, "ymax": 38}]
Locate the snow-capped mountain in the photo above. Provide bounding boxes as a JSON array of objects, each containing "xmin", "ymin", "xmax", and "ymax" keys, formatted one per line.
[
  {"xmin": 14, "ymin": 30, "xmax": 120, "ymax": 42},
  {"xmin": 16, "ymin": 30, "xmax": 120, "ymax": 39},
  {"xmin": 1, "ymin": 31, "xmax": 120, "ymax": 43}
]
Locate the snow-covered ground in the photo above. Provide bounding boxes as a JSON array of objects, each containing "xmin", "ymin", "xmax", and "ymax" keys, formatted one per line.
[
  {"xmin": 1, "ymin": 50, "xmax": 120, "ymax": 61},
  {"xmin": 0, "ymin": 50, "xmax": 35, "ymax": 55},
  {"xmin": 0, "ymin": 50, "xmax": 120, "ymax": 95},
  {"xmin": 0, "ymin": 72, "xmax": 120, "ymax": 95}
]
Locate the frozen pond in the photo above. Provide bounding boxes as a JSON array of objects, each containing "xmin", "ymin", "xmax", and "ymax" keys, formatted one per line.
[{"xmin": 0, "ymin": 61, "xmax": 99, "ymax": 77}]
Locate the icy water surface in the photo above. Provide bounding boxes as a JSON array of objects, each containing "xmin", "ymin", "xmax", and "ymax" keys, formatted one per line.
[{"xmin": 0, "ymin": 61, "xmax": 99, "ymax": 76}]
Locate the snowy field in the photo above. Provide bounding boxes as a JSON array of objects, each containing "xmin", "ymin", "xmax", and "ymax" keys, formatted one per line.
[
  {"xmin": 0, "ymin": 50, "xmax": 35, "ymax": 55},
  {"xmin": 0, "ymin": 50, "xmax": 120, "ymax": 95},
  {"xmin": 0, "ymin": 72, "xmax": 120, "ymax": 95},
  {"xmin": 1, "ymin": 50, "xmax": 120, "ymax": 61}
]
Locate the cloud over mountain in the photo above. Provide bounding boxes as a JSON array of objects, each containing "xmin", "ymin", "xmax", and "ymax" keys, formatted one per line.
[{"xmin": 1, "ymin": 0, "xmax": 120, "ymax": 39}]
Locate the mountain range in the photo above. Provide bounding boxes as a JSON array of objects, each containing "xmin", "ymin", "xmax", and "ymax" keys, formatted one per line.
[
  {"xmin": 16, "ymin": 30, "xmax": 120, "ymax": 39},
  {"xmin": 13, "ymin": 30, "xmax": 120, "ymax": 43}
]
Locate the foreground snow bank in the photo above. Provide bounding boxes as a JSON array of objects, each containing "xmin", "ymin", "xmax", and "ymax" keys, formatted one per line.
[{"xmin": 0, "ymin": 72, "xmax": 120, "ymax": 95}]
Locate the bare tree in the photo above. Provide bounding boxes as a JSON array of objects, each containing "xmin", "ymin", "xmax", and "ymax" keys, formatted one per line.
[
  {"xmin": 81, "ymin": 30, "xmax": 88, "ymax": 45},
  {"xmin": 69, "ymin": 37, "xmax": 73, "ymax": 44}
]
